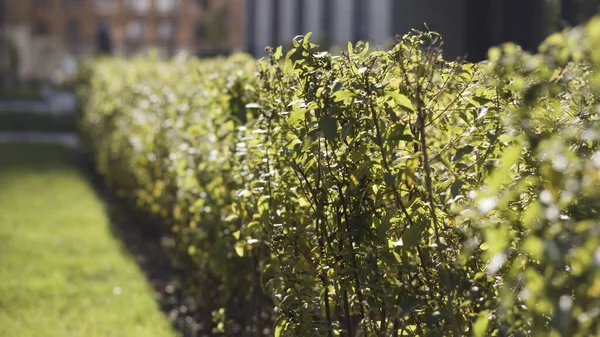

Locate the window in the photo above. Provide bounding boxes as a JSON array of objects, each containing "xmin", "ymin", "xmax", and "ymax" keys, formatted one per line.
[
  {"xmin": 65, "ymin": 0, "xmax": 82, "ymax": 8},
  {"xmin": 34, "ymin": 20, "xmax": 49, "ymax": 35},
  {"xmin": 192, "ymin": 0, "xmax": 210, "ymax": 14},
  {"xmin": 125, "ymin": 0, "xmax": 150, "ymax": 14},
  {"xmin": 194, "ymin": 22, "xmax": 205, "ymax": 41},
  {"xmin": 157, "ymin": 0, "xmax": 178, "ymax": 14},
  {"xmin": 94, "ymin": 0, "xmax": 118, "ymax": 14},
  {"xmin": 34, "ymin": 0, "xmax": 51, "ymax": 9},
  {"xmin": 158, "ymin": 20, "xmax": 174, "ymax": 40},
  {"xmin": 66, "ymin": 19, "xmax": 80, "ymax": 41},
  {"xmin": 126, "ymin": 20, "xmax": 145, "ymax": 41},
  {"xmin": 98, "ymin": 22, "xmax": 113, "ymax": 54}
]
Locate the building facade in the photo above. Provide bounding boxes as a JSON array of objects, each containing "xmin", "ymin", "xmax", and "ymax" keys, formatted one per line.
[
  {"xmin": 243, "ymin": 0, "xmax": 556, "ymax": 61},
  {"xmin": 3, "ymin": 0, "xmax": 244, "ymax": 81}
]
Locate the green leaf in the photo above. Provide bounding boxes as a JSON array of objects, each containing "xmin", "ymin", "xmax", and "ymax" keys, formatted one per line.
[
  {"xmin": 402, "ymin": 226, "xmax": 420, "ymax": 248},
  {"xmin": 523, "ymin": 236, "xmax": 544, "ymax": 260},
  {"xmin": 388, "ymin": 91, "xmax": 414, "ymax": 112},
  {"xmin": 488, "ymin": 47, "xmax": 501, "ymax": 61},
  {"xmin": 387, "ymin": 123, "xmax": 412, "ymax": 141},
  {"xmin": 257, "ymin": 195, "xmax": 270, "ymax": 214},
  {"xmin": 274, "ymin": 324, "xmax": 282, "ymax": 337},
  {"xmin": 472, "ymin": 96, "xmax": 492, "ymax": 106},
  {"xmin": 225, "ymin": 214, "xmax": 239, "ymax": 222},
  {"xmin": 234, "ymin": 242, "xmax": 245, "ymax": 257},
  {"xmin": 450, "ymin": 180, "xmax": 464, "ymax": 197},
  {"xmin": 384, "ymin": 172, "xmax": 396, "ymax": 186},
  {"xmin": 473, "ymin": 310, "xmax": 490, "ymax": 337},
  {"xmin": 292, "ymin": 36, "xmax": 301, "ymax": 47},
  {"xmin": 319, "ymin": 115, "xmax": 338, "ymax": 142},
  {"xmin": 332, "ymin": 89, "xmax": 355, "ymax": 102},
  {"xmin": 287, "ymin": 108, "xmax": 306, "ymax": 125},
  {"xmin": 273, "ymin": 46, "xmax": 283, "ymax": 60},
  {"xmin": 453, "ymin": 145, "xmax": 474, "ymax": 162},
  {"xmin": 303, "ymin": 32, "xmax": 313, "ymax": 45},
  {"xmin": 314, "ymin": 51, "xmax": 329, "ymax": 58},
  {"xmin": 485, "ymin": 143, "xmax": 522, "ymax": 192},
  {"xmin": 341, "ymin": 121, "xmax": 354, "ymax": 138}
]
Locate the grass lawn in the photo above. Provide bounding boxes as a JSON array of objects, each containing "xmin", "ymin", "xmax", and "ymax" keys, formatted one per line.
[{"xmin": 0, "ymin": 143, "xmax": 179, "ymax": 337}]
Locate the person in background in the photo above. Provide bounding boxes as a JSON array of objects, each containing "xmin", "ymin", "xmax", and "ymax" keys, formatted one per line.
[{"xmin": 97, "ymin": 22, "xmax": 112, "ymax": 55}]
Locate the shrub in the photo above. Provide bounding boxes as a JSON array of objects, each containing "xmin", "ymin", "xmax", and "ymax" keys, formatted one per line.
[{"xmin": 79, "ymin": 18, "xmax": 600, "ymax": 336}]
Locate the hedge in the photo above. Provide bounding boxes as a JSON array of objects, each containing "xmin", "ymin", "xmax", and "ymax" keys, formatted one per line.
[{"xmin": 79, "ymin": 19, "xmax": 600, "ymax": 337}]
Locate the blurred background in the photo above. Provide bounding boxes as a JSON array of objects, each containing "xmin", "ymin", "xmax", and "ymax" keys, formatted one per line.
[
  {"xmin": 0, "ymin": 0, "xmax": 599, "ymax": 89},
  {"xmin": 0, "ymin": 2, "xmax": 600, "ymax": 336}
]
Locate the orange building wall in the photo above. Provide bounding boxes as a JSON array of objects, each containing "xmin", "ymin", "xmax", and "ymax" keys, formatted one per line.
[{"xmin": 4, "ymin": 0, "xmax": 244, "ymax": 57}]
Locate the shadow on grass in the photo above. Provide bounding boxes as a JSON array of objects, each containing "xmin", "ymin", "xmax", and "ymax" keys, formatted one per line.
[
  {"xmin": 0, "ymin": 143, "xmax": 213, "ymax": 337},
  {"xmin": 76, "ymin": 156, "xmax": 216, "ymax": 337}
]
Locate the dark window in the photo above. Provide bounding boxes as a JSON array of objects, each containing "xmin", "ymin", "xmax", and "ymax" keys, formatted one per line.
[
  {"xmin": 126, "ymin": 20, "xmax": 145, "ymax": 42},
  {"xmin": 65, "ymin": 0, "xmax": 82, "ymax": 8},
  {"xmin": 199, "ymin": 0, "xmax": 210, "ymax": 10},
  {"xmin": 97, "ymin": 21, "xmax": 113, "ymax": 54},
  {"xmin": 66, "ymin": 19, "xmax": 80, "ymax": 41},
  {"xmin": 158, "ymin": 20, "xmax": 175, "ymax": 40},
  {"xmin": 157, "ymin": 0, "xmax": 178, "ymax": 14},
  {"xmin": 125, "ymin": 0, "xmax": 150, "ymax": 14},
  {"xmin": 195, "ymin": 22, "xmax": 205, "ymax": 41},
  {"xmin": 35, "ymin": 0, "xmax": 51, "ymax": 9},
  {"xmin": 34, "ymin": 20, "xmax": 49, "ymax": 35},
  {"xmin": 94, "ymin": 0, "xmax": 118, "ymax": 13}
]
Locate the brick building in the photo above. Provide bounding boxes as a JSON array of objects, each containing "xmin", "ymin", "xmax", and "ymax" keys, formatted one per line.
[{"xmin": 2, "ymin": 0, "xmax": 244, "ymax": 81}]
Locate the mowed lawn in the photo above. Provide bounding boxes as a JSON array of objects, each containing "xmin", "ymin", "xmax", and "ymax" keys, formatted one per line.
[{"xmin": 0, "ymin": 143, "xmax": 178, "ymax": 337}]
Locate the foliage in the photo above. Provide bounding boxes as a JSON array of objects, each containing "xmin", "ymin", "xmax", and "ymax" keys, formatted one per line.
[{"xmin": 79, "ymin": 17, "xmax": 600, "ymax": 336}]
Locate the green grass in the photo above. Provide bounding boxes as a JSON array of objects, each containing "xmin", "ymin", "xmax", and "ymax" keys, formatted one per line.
[
  {"xmin": 0, "ymin": 84, "xmax": 43, "ymax": 100},
  {"xmin": 0, "ymin": 143, "xmax": 179, "ymax": 337}
]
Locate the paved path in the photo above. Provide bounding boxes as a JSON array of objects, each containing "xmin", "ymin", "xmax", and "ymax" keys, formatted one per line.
[
  {"xmin": 0, "ymin": 86, "xmax": 80, "ymax": 145},
  {"xmin": 0, "ymin": 132, "xmax": 79, "ymax": 148},
  {"xmin": 0, "ymin": 86, "xmax": 77, "ymax": 115}
]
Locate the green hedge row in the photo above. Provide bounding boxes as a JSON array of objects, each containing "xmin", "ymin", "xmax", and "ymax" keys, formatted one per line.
[{"xmin": 79, "ymin": 19, "xmax": 600, "ymax": 336}]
